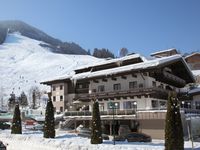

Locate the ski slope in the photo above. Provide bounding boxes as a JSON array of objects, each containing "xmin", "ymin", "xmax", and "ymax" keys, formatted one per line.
[{"xmin": 0, "ymin": 33, "xmax": 100, "ymax": 99}]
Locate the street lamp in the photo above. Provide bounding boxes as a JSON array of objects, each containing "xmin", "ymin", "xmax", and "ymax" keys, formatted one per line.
[
  {"xmin": 133, "ymin": 101, "xmax": 137, "ymax": 117},
  {"xmin": 188, "ymin": 102, "xmax": 191, "ymax": 109},
  {"xmin": 181, "ymin": 101, "xmax": 185, "ymax": 108},
  {"xmin": 109, "ymin": 101, "xmax": 118, "ymax": 145},
  {"xmin": 82, "ymin": 105, "xmax": 86, "ymax": 127}
]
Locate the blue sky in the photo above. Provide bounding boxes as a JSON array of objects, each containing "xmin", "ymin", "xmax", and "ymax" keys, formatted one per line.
[{"xmin": 0, "ymin": 0, "xmax": 200, "ymax": 56}]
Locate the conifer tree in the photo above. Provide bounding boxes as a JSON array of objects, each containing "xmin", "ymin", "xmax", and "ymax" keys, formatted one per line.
[
  {"xmin": 43, "ymin": 95, "xmax": 55, "ymax": 138},
  {"xmin": 19, "ymin": 91, "xmax": 28, "ymax": 107},
  {"xmin": 165, "ymin": 92, "xmax": 184, "ymax": 150},
  {"xmin": 91, "ymin": 100, "xmax": 102, "ymax": 144},
  {"xmin": 11, "ymin": 104, "xmax": 22, "ymax": 134}
]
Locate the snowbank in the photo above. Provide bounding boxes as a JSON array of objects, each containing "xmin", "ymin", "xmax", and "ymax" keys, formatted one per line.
[{"xmin": 0, "ymin": 129, "xmax": 199, "ymax": 150}]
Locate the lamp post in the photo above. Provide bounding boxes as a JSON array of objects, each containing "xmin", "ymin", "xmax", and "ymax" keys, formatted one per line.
[
  {"xmin": 181, "ymin": 101, "xmax": 185, "ymax": 108},
  {"xmin": 83, "ymin": 105, "xmax": 86, "ymax": 127},
  {"xmin": 133, "ymin": 101, "xmax": 137, "ymax": 117},
  {"xmin": 109, "ymin": 101, "xmax": 118, "ymax": 145},
  {"xmin": 69, "ymin": 105, "xmax": 73, "ymax": 117}
]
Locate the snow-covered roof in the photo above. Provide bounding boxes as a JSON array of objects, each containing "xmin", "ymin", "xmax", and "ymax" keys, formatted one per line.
[
  {"xmin": 192, "ymin": 70, "xmax": 200, "ymax": 76},
  {"xmin": 189, "ymin": 88, "xmax": 200, "ymax": 95},
  {"xmin": 72, "ymin": 54, "xmax": 193, "ymax": 81},
  {"xmin": 40, "ymin": 74, "xmax": 73, "ymax": 84},
  {"xmin": 41, "ymin": 54, "xmax": 195, "ymax": 85},
  {"xmin": 150, "ymin": 48, "xmax": 178, "ymax": 56},
  {"xmin": 185, "ymin": 52, "xmax": 200, "ymax": 59},
  {"xmin": 75, "ymin": 53, "xmax": 147, "ymax": 71}
]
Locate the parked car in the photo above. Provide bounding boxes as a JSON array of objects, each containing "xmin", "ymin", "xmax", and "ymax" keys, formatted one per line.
[
  {"xmin": 0, "ymin": 141, "xmax": 7, "ymax": 150},
  {"xmin": 77, "ymin": 128, "xmax": 109, "ymax": 140},
  {"xmin": 33, "ymin": 123, "xmax": 44, "ymax": 131},
  {"xmin": 114, "ymin": 135, "xmax": 126, "ymax": 141},
  {"xmin": 0, "ymin": 122, "xmax": 11, "ymax": 130},
  {"xmin": 125, "ymin": 132, "xmax": 151, "ymax": 142},
  {"xmin": 118, "ymin": 125, "xmax": 131, "ymax": 137}
]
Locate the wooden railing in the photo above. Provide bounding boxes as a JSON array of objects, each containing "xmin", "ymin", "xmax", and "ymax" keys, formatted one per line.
[{"xmin": 75, "ymin": 87, "xmax": 169, "ymax": 100}]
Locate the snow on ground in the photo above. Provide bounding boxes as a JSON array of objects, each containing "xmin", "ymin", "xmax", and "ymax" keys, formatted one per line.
[
  {"xmin": 0, "ymin": 33, "xmax": 101, "ymax": 99},
  {"xmin": 0, "ymin": 129, "xmax": 200, "ymax": 150}
]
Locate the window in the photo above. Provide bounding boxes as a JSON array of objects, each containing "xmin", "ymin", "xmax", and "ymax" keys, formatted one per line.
[
  {"xmin": 98, "ymin": 85, "xmax": 105, "ymax": 92},
  {"xmin": 113, "ymin": 83, "xmax": 121, "ymax": 91},
  {"xmin": 60, "ymin": 85, "xmax": 63, "ymax": 90},
  {"xmin": 123, "ymin": 101, "xmax": 137, "ymax": 109},
  {"xmin": 160, "ymin": 84, "xmax": 164, "ymax": 89},
  {"xmin": 60, "ymin": 95, "xmax": 63, "ymax": 101},
  {"xmin": 108, "ymin": 102, "xmax": 120, "ymax": 109},
  {"xmin": 53, "ymin": 96, "xmax": 56, "ymax": 102},
  {"xmin": 152, "ymin": 100, "xmax": 158, "ymax": 108},
  {"xmin": 76, "ymin": 83, "xmax": 83, "ymax": 89},
  {"xmin": 195, "ymin": 102, "xmax": 200, "ymax": 109},
  {"xmin": 152, "ymin": 81, "xmax": 156, "ymax": 87},
  {"xmin": 129, "ymin": 81, "xmax": 137, "ymax": 89},
  {"xmin": 159, "ymin": 101, "xmax": 166, "ymax": 109},
  {"xmin": 139, "ymin": 83, "xmax": 143, "ymax": 88},
  {"xmin": 52, "ymin": 86, "xmax": 56, "ymax": 91},
  {"xmin": 60, "ymin": 107, "xmax": 63, "ymax": 112}
]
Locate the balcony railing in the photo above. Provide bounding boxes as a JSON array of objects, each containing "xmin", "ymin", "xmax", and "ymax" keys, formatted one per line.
[
  {"xmin": 64, "ymin": 108, "xmax": 200, "ymax": 121},
  {"xmin": 75, "ymin": 87, "xmax": 169, "ymax": 101},
  {"xmin": 64, "ymin": 109, "xmax": 168, "ymax": 120},
  {"xmin": 65, "ymin": 109, "xmax": 138, "ymax": 116},
  {"xmin": 181, "ymin": 108, "xmax": 200, "ymax": 114}
]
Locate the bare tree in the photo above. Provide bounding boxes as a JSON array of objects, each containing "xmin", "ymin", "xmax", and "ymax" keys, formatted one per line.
[
  {"xmin": 8, "ymin": 92, "xmax": 16, "ymax": 110},
  {"xmin": 119, "ymin": 47, "xmax": 128, "ymax": 57},
  {"xmin": 18, "ymin": 91, "xmax": 28, "ymax": 108},
  {"xmin": 29, "ymin": 86, "xmax": 41, "ymax": 109}
]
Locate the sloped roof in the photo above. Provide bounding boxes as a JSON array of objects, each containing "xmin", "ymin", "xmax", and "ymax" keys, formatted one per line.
[
  {"xmin": 72, "ymin": 55, "xmax": 195, "ymax": 83},
  {"xmin": 189, "ymin": 88, "xmax": 200, "ymax": 95},
  {"xmin": 75, "ymin": 53, "xmax": 146, "ymax": 71},
  {"xmin": 40, "ymin": 75, "xmax": 72, "ymax": 85},
  {"xmin": 151, "ymin": 48, "xmax": 178, "ymax": 56},
  {"xmin": 185, "ymin": 52, "xmax": 200, "ymax": 59},
  {"xmin": 41, "ymin": 54, "xmax": 195, "ymax": 85}
]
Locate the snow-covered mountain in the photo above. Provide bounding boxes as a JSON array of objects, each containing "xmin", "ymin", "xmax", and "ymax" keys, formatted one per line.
[
  {"xmin": 0, "ymin": 20, "xmax": 88, "ymax": 55},
  {"xmin": 0, "ymin": 33, "xmax": 100, "ymax": 99}
]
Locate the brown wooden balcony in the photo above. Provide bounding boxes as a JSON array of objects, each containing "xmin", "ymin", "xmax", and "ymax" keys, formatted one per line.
[{"xmin": 74, "ymin": 87, "xmax": 169, "ymax": 101}]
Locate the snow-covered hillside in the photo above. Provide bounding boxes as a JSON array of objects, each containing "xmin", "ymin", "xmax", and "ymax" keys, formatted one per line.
[{"xmin": 0, "ymin": 33, "xmax": 100, "ymax": 100}]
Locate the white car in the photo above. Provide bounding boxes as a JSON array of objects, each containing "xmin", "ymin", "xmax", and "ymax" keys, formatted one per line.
[{"xmin": 33, "ymin": 123, "xmax": 44, "ymax": 130}]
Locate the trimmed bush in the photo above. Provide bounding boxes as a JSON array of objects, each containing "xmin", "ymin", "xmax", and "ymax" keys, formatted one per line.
[
  {"xmin": 91, "ymin": 100, "xmax": 102, "ymax": 144},
  {"xmin": 11, "ymin": 104, "xmax": 22, "ymax": 134}
]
